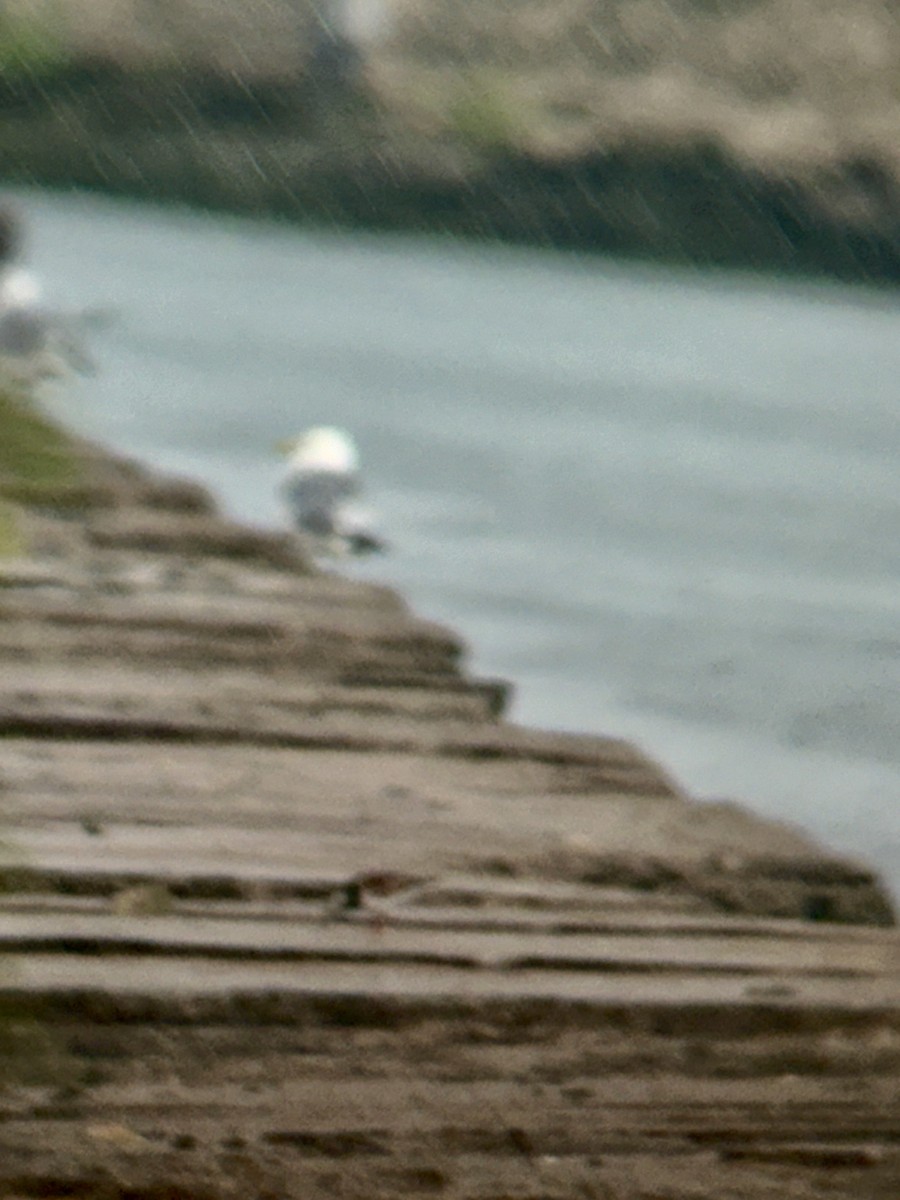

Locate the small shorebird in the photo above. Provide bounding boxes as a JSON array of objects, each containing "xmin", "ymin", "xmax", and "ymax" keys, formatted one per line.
[
  {"xmin": 0, "ymin": 199, "xmax": 100, "ymax": 383},
  {"xmin": 277, "ymin": 426, "xmax": 386, "ymax": 557}
]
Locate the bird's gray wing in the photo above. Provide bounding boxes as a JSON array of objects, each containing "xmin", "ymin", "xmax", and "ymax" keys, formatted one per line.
[
  {"xmin": 0, "ymin": 309, "xmax": 47, "ymax": 357},
  {"xmin": 0, "ymin": 307, "xmax": 97, "ymax": 375},
  {"xmin": 282, "ymin": 468, "xmax": 361, "ymax": 537}
]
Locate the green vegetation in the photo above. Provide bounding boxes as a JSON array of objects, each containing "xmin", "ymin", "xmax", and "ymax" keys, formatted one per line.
[
  {"xmin": 0, "ymin": 499, "xmax": 23, "ymax": 558},
  {"xmin": 0, "ymin": 4, "xmax": 68, "ymax": 84},
  {"xmin": 0, "ymin": 387, "xmax": 79, "ymax": 557},
  {"xmin": 448, "ymin": 76, "xmax": 523, "ymax": 157},
  {"xmin": 0, "ymin": 389, "xmax": 77, "ymax": 490}
]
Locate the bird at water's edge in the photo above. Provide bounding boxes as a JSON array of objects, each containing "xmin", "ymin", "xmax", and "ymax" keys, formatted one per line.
[
  {"xmin": 0, "ymin": 198, "xmax": 101, "ymax": 383},
  {"xmin": 277, "ymin": 426, "xmax": 386, "ymax": 557}
]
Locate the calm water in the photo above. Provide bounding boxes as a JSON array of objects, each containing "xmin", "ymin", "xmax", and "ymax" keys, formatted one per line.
[{"xmin": 21, "ymin": 189, "xmax": 900, "ymax": 895}]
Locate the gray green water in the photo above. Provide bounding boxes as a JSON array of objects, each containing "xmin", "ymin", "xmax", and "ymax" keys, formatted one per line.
[{"xmin": 23, "ymin": 189, "xmax": 900, "ymax": 894}]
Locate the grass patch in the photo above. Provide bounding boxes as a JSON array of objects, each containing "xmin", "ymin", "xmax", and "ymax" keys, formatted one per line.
[
  {"xmin": 0, "ymin": 387, "xmax": 81, "ymax": 556},
  {"xmin": 0, "ymin": 389, "xmax": 75, "ymax": 486},
  {"xmin": 0, "ymin": 498, "xmax": 24, "ymax": 557},
  {"xmin": 448, "ymin": 73, "xmax": 524, "ymax": 157}
]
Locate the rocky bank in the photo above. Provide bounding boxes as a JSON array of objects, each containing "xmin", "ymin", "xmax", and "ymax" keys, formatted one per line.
[{"xmin": 3, "ymin": 0, "xmax": 900, "ymax": 279}]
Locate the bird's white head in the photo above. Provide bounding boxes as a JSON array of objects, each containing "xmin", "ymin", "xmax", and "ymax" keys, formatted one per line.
[
  {"xmin": 278, "ymin": 426, "xmax": 359, "ymax": 473},
  {"xmin": 0, "ymin": 266, "xmax": 41, "ymax": 310}
]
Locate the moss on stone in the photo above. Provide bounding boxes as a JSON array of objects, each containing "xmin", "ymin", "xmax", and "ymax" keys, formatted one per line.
[{"xmin": 0, "ymin": 388, "xmax": 81, "ymax": 556}]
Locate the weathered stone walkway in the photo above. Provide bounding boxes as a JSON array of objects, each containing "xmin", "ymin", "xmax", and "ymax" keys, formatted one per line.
[{"xmin": 1, "ymin": 436, "xmax": 897, "ymax": 1199}]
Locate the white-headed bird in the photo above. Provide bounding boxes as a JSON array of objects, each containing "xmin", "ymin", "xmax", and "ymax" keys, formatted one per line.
[
  {"xmin": 0, "ymin": 199, "xmax": 99, "ymax": 384},
  {"xmin": 278, "ymin": 426, "xmax": 386, "ymax": 557}
]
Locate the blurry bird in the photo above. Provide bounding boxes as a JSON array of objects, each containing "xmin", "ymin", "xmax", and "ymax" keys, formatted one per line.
[
  {"xmin": 277, "ymin": 426, "xmax": 386, "ymax": 556},
  {"xmin": 0, "ymin": 198, "xmax": 101, "ymax": 385},
  {"xmin": 0, "ymin": 200, "xmax": 42, "ymax": 319}
]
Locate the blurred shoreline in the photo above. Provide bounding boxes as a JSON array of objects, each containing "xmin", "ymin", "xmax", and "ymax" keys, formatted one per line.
[{"xmin": 2, "ymin": 0, "xmax": 900, "ymax": 281}]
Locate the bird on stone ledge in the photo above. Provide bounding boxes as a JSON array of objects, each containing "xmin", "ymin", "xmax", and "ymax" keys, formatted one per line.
[{"xmin": 276, "ymin": 426, "xmax": 387, "ymax": 558}]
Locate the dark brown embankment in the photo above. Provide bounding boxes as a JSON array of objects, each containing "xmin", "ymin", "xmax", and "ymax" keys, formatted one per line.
[
  {"xmin": 0, "ymin": 428, "xmax": 899, "ymax": 1199},
  {"xmin": 4, "ymin": 0, "xmax": 900, "ymax": 280}
]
